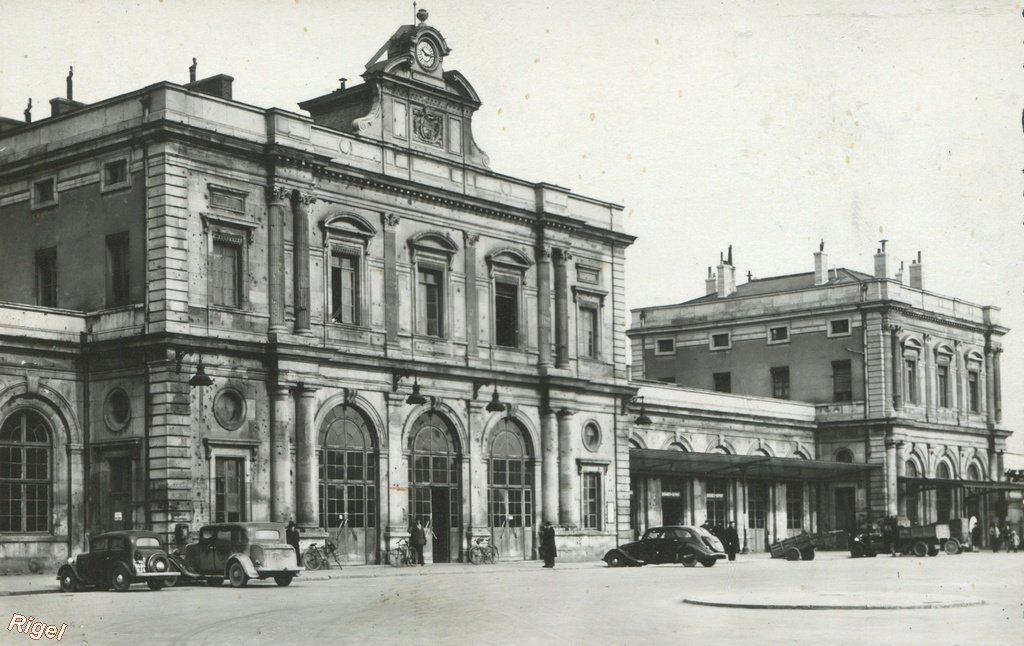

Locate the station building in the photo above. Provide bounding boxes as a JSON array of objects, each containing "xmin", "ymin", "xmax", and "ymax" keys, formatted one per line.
[
  {"xmin": 627, "ymin": 244, "xmax": 1017, "ymax": 547},
  {"xmin": 0, "ymin": 16, "xmax": 637, "ymax": 572}
]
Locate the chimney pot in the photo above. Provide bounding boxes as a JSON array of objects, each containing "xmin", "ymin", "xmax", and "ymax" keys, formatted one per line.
[
  {"xmin": 66, "ymin": 66, "xmax": 73, "ymax": 101},
  {"xmin": 339, "ymin": 77, "xmax": 347, "ymax": 90},
  {"xmin": 716, "ymin": 256, "xmax": 736, "ymax": 298},
  {"xmin": 909, "ymin": 253, "xmax": 923, "ymax": 289},
  {"xmin": 813, "ymin": 242, "xmax": 828, "ymax": 285},
  {"xmin": 873, "ymin": 241, "xmax": 890, "ymax": 279}
]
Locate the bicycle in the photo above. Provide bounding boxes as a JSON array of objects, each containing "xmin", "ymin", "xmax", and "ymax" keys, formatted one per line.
[
  {"xmin": 302, "ymin": 537, "xmax": 343, "ymax": 570},
  {"xmin": 468, "ymin": 537, "xmax": 499, "ymax": 565},
  {"xmin": 388, "ymin": 538, "xmax": 416, "ymax": 567}
]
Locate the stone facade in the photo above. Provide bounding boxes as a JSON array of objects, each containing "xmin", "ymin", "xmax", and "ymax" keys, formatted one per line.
[
  {"xmin": 627, "ymin": 244, "xmax": 1014, "ymax": 546},
  {"xmin": 0, "ymin": 18, "xmax": 635, "ymax": 572}
]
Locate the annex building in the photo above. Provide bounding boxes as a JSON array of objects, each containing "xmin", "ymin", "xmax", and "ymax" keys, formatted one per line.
[
  {"xmin": 0, "ymin": 15, "xmax": 637, "ymax": 572},
  {"xmin": 627, "ymin": 243, "xmax": 1016, "ymax": 549}
]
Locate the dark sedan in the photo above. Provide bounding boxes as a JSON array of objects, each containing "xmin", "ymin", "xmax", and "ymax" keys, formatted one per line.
[
  {"xmin": 604, "ymin": 525, "xmax": 727, "ymax": 568},
  {"xmin": 57, "ymin": 530, "xmax": 177, "ymax": 592}
]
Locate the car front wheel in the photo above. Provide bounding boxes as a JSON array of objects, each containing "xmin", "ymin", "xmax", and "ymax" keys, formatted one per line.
[
  {"xmin": 59, "ymin": 569, "xmax": 78, "ymax": 593},
  {"xmin": 147, "ymin": 580, "xmax": 164, "ymax": 591},
  {"xmin": 700, "ymin": 557, "xmax": 717, "ymax": 568},
  {"xmin": 681, "ymin": 554, "xmax": 697, "ymax": 568},
  {"xmin": 606, "ymin": 553, "xmax": 624, "ymax": 568},
  {"xmin": 228, "ymin": 562, "xmax": 248, "ymax": 588},
  {"xmin": 111, "ymin": 564, "xmax": 132, "ymax": 592},
  {"xmin": 274, "ymin": 574, "xmax": 294, "ymax": 587}
]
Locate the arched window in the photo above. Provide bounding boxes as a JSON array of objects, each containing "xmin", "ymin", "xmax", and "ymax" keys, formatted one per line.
[
  {"xmin": 408, "ymin": 412, "xmax": 460, "ymax": 538},
  {"xmin": 0, "ymin": 410, "xmax": 51, "ymax": 532},
  {"xmin": 628, "ymin": 439, "xmax": 643, "ymax": 450},
  {"xmin": 319, "ymin": 406, "xmax": 377, "ymax": 530},
  {"xmin": 967, "ymin": 463, "xmax": 982, "ymax": 481},
  {"xmin": 835, "ymin": 448, "xmax": 854, "ymax": 463},
  {"xmin": 488, "ymin": 421, "xmax": 533, "ymax": 528}
]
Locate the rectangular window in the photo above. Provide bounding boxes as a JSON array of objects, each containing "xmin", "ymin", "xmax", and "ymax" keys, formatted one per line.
[
  {"xmin": 417, "ymin": 267, "xmax": 444, "ymax": 337},
  {"xmin": 968, "ymin": 371, "xmax": 980, "ymax": 412},
  {"xmin": 494, "ymin": 281, "xmax": 518, "ymax": 347},
  {"xmin": 35, "ymin": 247, "xmax": 57, "ymax": 307},
  {"xmin": 748, "ymin": 482, "xmax": 767, "ymax": 529},
  {"xmin": 582, "ymin": 472, "xmax": 602, "ymax": 530},
  {"xmin": 713, "ymin": 372, "xmax": 731, "ymax": 393},
  {"xmin": 214, "ymin": 457, "xmax": 245, "ymax": 523},
  {"xmin": 710, "ymin": 332, "xmax": 731, "ymax": 350},
  {"xmin": 937, "ymin": 364, "xmax": 950, "ymax": 408},
  {"xmin": 330, "ymin": 252, "xmax": 359, "ymax": 325},
  {"xmin": 102, "ymin": 159, "xmax": 128, "ymax": 189},
  {"xmin": 579, "ymin": 305, "xmax": 598, "ymax": 358},
  {"xmin": 771, "ymin": 367, "xmax": 790, "ymax": 400},
  {"xmin": 655, "ymin": 338, "xmax": 675, "ymax": 355},
  {"xmin": 768, "ymin": 325, "xmax": 789, "ymax": 344},
  {"xmin": 106, "ymin": 233, "xmax": 130, "ymax": 307},
  {"xmin": 211, "ymin": 237, "xmax": 243, "ymax": 308},
  {"xmin": 33, "ymin": 178, "xmax": 56, "ymax": 207},
  {"xmin": 832, "ymin": 360, "xmax": 852, "ymax": 402},
  {"xmin": 705, "ymin": 479, "xmax": 727, "ymax": 528},
  {"xmin": 905, "ymin": 359, "xmax": 918, "ymax": 404},
  {"xmin": 828, "ymin": 318, "xmax": 851, "ymax": 337},
  {"xmin": 393, "ymin": 100, "xmax": 408, "ymax": 139},
  {"xmin": 786, "ymin": 483, "xmax": 803, "ymax": 530}
]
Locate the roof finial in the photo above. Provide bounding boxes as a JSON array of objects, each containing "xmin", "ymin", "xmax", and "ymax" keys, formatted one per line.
[
  {"xmin": 819, "ymin": 239, "xmax": 824, "ymax": 252},
  {"xmin": 189, "ymin": 57, "xmax": 197, "ymax": 84},
  {"xmin": 66, "ymin": 66, "xmax": 74, "ymax": 101},
  {"xmin": 747, "ymin": 271, "xmax": 753, "ymax": 282},
  {"xmin": 726, "ymin": 244, "xmax": 733, "ymax": 266},
  {"xmin": 24, "ymin": 98, "xmax": 32, "ymax": 123},
  {"xmin": 416, "ymin": 7, "xmax": 429, "ymax": 23}
]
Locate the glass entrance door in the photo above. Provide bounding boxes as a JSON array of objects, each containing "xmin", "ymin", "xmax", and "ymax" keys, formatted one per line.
[{"xmin": 408, "ymin": 413, "xmax": 461, "ymax": 563}]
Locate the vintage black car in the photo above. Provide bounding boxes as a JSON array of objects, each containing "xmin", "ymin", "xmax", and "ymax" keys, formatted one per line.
[
  {"xmin": 57, "ymin": 530, "xmax": 178, "ymax": 592},
  {"xmin": 179, "ymin": 522, "xmax": 301, "ymax": 587},
  {"xmin": 604, "ymin": 525, "xmax": 727, "ymax": 568}
]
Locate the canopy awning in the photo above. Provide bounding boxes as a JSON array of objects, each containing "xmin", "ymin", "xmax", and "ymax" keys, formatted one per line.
[
  {"xmin": 629, "ymin": 448, "xmax": 879, "ymax": 482},
  {"xmin": 898, "ymin": 476, "xmax": 1024, "ymax": 494}
]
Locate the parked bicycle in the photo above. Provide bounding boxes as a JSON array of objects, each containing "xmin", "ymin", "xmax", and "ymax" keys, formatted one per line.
[
  {"xmin": 469, "ymin": 537, "xmax": 499, "ymax": 565},
  {"xmin": 388, "ymin": 538, "xmax": 416, "ymax": 567},
  {"xmin": 302, "ymin": 537, "xmax": 343, "ymax": 570}
]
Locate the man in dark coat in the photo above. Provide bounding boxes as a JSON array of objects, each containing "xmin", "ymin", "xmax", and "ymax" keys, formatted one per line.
[
  {"xmin": 285, "ymin": 520, "xmax": 301, "ymax": 561},
  {"xmin": 540, "ymin": 521, "xmax": 557, "ymax": 568},
  {"xmin": 724, "ymin": 521, "xmax": 740, "ymax": 561},
  {"xmin": 410, "ymin": 519, "xmax": 427, "ymax": 566}
]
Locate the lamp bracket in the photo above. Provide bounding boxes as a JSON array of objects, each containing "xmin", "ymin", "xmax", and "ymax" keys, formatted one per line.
[
  {"xmin": 472, "ymin": 380, "xmax": 493, "ymax": 399},
  {"xmin": 392, "ymin": 369, "xmax": 415, "ymax": 392},
  {"xmin": 621, "ymin": 395, "xmax": 644, "ymax": 415},
  {"xmin": 175, "ymin": 350, "xmax": 193, "ymax": 373}
]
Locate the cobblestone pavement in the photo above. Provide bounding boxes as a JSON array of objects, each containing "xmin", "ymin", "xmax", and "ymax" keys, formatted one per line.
[{"xmin": 2, "ymin": 552, "xmax": 1022, "ymax": 645}]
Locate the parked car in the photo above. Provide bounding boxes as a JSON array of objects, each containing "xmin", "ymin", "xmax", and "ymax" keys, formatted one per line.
[
  {"xmin": 603, "ymin": 525, "xmax": 726, "ymax": 568},
  {"xmin": 57, "ymin": 530, "xmax": 177, "ymax": 592},
  {"xmin": 850, "ymin": 531, "xmax": 884, "ymax": 557},
  {"xmin": 179, "ymin": 522, "xmax": 301, "ymax": 588}
]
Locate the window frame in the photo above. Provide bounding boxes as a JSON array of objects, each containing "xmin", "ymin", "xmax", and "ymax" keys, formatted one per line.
[
  {"xmin": 105, "ymin": 232, "xmax": 131, "ymax": 307},
  {"xmin": 578, "ymin": 302, "xmax": 600, "ymax": 360},
  {"xmin": 31, "ymin": 176, "xmax": 57, "ymax": 210},
  {"xmin": 831, "ymin": 360, "xmax": 853, "ymax": 402},
  {"xmin": 904, "ymin": 357, "xmax": 919, "ymax": 405},
  {"xmin": 713, "ymin": 371, "xmax": 732, "ymax": 394},
  {"xmin": 786, "ymin": 482, "xmax": 803, "ymax": 530},
  {"xmin": 770, "ymin": 366, "xmax": 791, "ymax": 400},
  {"xmin": 100, "ymin": 157, "xmax": 130, "ymax": 193},
  {"xmin": 209, "ymin": 449, "xmax": 251, "ymax": 524},
  {"xmin": 572, "ymin": 281, "xmax": 607, "ymax": 362},
  {"xmin": 416, "ymin": 262, "xmax": 447, "ymax": 338},
  {"xmin": 35, "ymin": 247, "xmax": 58, "ymax": 308},
  {"xmin": 654, "ymin": 338, "xmax": 676, "ymax": 356},
  {"xmin": 936, "ymin": 362, "xmax": 951, "ymax": 409},
  {"xmin": 408, "ymin": 232, "xmax": 458, "ymax": 340},
  {"xmin": 967, "ymin": 368, "xmax": 981, "ymax": 413},
  {"xmin": 322, "ymin": 212, "xmax": 376, "ymax": 329},
  {"xmin": 709, "ymin": 331, "xmax": 732, "ymax": 350},
  {"xmin": 827, "ymin": 318, "xmax": 852, "ymax": 338},
  {"xmin": 201, "ymin": 215, "xmax": 255, "ymax": 311},
  {"xmin": 0, "ymin": 409, "xmax": 52, "ymax": 534},
  {"xmin": 767, "ymin": 325, "xmax": 790, "ymax": 345},
  {"xmin": 581, "ymin": 471, "xmax": 603, "ymax": 531},
  {"xmin": 485, "ymin": 249, "xmax": 532, "ymax": 350}
]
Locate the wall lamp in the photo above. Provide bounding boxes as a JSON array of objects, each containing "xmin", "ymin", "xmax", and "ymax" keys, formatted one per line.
[
  {"xmin": 393, "ymin": 370, "xmax": 429, "ymax": 405},
  {"xmin": 473, "ymin": 380, "xmax": 513, "ymax": 414},
  {"xmin": 176, "ymin": 350, "xmax": 214, "ymax": 388},
  {"xmin": 622, "ymin": 395, "xmax": 653, "ymax": 426}
]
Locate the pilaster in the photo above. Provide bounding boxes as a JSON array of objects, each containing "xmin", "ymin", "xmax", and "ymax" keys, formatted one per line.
[
  {"xmin": 556, "ymin": 408, "xmax": 579, "ymax": 527},
  {"xmin": 270, "ymin": 385, "xmax": 294, "ymax": 522},
  {"xmin": 293, "ymin": 192, "xmax": 315, "ymax": 334},
  {"xmin": 383, "ymin": 213, "xmax": 401, "ymax": 345},
  {"xmin": 267, "ymin": 184, "xmax": 290, "ymax": 335},
  {"xmin": 540, "ymin": 408, "xmax": 558, "ymax": 524},
  {"xmin": 294, "ymin": 386, "xmax": 319, "ymax": 527}
]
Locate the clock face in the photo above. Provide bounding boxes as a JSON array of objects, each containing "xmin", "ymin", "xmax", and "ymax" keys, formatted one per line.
[{"xmin": 415, "ymin": 40, "xmax": 438, "ymax": 70}]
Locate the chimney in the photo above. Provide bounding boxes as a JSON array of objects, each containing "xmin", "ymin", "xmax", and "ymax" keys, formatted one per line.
[
  {"xmin": 66, "ymin": 66, "xmax": 73, "ymax": 101},
  {"xmin": 186, "ymin": 73, "xmax": 235, "ymax": 100},
  {"xmin": 24, "ymin": 98, "xmax": 32, "ymax": 123},
  {"xmin": 873, "ymin": 239, "xmax": 889, "ymax": 279},
  {"xmin": 895, "ymin": 261, "xmax": 904, "ymax": 284},
  {"xmin": 338, "ymin": 77, "xmax": 347, "ymax": 90},
  {"xmin": 813, "ymin": 239, "xmax": 828, "ymax": 285},
  {"xmin": 909, "ymin": 251, "xmax": 923, "ymax": 289},
  {"xmin": 716, "ymin": 247, "xmax": 736, "ymax": 298},
  {"xmin": 705, "ymin": 266, "xmax": 717, "ymax": 295}
]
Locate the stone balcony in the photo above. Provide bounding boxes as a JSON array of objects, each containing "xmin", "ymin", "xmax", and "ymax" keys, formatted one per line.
[{"xmin": 0, "ymin": 301, "xmax": 145, "ymax": 344}]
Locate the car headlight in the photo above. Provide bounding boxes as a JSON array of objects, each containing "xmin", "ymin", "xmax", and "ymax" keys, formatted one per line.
[{"xmin": 66, "ymin": 557, "xmax": 75, "ymax": 565}]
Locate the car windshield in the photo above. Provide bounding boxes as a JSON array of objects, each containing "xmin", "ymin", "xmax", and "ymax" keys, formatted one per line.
[
  {"xmin": 694, "ymin": 527, "xmax": 716, "ymax": 539},
  {"xmin": 135, "ymin": 537, "xmax": 161, "ymax": 548},
  {"xmin": 253, "ymin": 529, "xmax": 280, "ymax": 541}
]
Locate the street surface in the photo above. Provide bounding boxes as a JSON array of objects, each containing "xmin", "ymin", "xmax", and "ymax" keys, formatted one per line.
[{"xmin": 3, "ymin": 552, "xmax": 1022, "ymax": 645}]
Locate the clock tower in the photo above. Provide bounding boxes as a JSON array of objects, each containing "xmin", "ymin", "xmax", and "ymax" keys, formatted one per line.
[{"xmin": 298, "ymin": 9, "xmax": 490, "ymax": 168}]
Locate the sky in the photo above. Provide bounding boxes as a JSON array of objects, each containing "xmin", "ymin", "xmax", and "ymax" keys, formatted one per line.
[{"xmin": 1, "ymin": 0, "xmax": 1021, "ymax": 461}]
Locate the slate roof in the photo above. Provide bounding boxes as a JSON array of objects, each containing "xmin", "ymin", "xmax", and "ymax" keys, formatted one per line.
[{"xmin": 680, "ymin": 268, "xmax": 874, "ymax": 305}]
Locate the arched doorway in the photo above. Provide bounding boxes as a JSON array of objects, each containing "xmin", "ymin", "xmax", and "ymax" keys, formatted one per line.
[
  {"xmin": 935, "ymin": 462, "xmax": 953, "ymax": 522},
  {"xmin": 319, "ymin": 405, "xmax": 378, "ymax": 564},
  {"xmin": 0, "ymin": 410, "xmax": 51, "ymax": 533},
  {"xmin": 905, "ymin": 461, "xmax": 921, "ymax": 525},
  {"xmin": 408, "ymin": 412, "xmax": 461, "ymax": 563},
  {"xmin": 488, "ymin": 419, "xmax": 534, "ymax": 560}
]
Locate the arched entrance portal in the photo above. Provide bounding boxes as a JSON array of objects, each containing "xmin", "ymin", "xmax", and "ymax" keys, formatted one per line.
[
  {"xmin": 488, "ymin": 419, "xmax": 534, "ymax": 560},
  {"xmin": 318, "ymin": 405, "xmax": 378, "ymax": 564},
  {"xmin": 408, "ymin": 412, "xmax": 461, "ymax": 563}
]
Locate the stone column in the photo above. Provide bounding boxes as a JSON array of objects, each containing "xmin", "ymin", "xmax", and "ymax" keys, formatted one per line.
[
  {"xmin": 294, "ymin": 386, "xmax": 319, "ymax": 527},
  {"xmin": 896, "ymin": 452, "xmax": 907, "ymax": 517},
  {"xmin": 267, "ymin": 185, "xmax": 290, "ymax": 335},
  {"xmin": 556, "ymin": 408, "xmax": 579, "ymax": 527},
  {"xmin": 884, "ymin": 441, "xmax": 899, "ymax": 517},
  {"xmin": 464, "ymin": 233, "xmax": 480, "ymax": 359},
  {"xmin": 984, "ymin": 347, "xmax": 996, "ymax": 426},
  {"xmin": 383, "ymin": 214, "xmax": 400, "ymax": 344},
  {"xmin": 468, "ymin": 400, "xmax": 489, "ymax": 533},
  {"xmin": 552, "ymin": 249, "xmax": 571, "ymax": 368},
  {"xmin": 536, "ymin": 247, "xmax": 553, "ymax": 369},
  {"xmin": 386, "ymin": 396, "xmax": 410, "ymax": 541},
  {"xmin": 293, "ymin": 192, "xmax": 314, "ymax": 334},
  {"xmin": 540, "ymin": 409, "xmax": 559, "ymax": 524},
  {"xmin": 67, "ymin": 444, "xmax": 86, "ymax": 553},
  {"xmin": 993, "ymin": 348, "xmax": 1002, "ymax": 423},
  {"xmin": 270, "ymin": 385, "xmax": 294, "ymax": 522},
  {"xmin": 889, "ymin": 325, "xmax": 903, "ymax": 410}
]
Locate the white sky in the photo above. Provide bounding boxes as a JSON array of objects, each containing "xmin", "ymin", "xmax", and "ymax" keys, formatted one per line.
[{"xmin": 1, "ymin": 0, "xmax": 1021, "ymax": 461}]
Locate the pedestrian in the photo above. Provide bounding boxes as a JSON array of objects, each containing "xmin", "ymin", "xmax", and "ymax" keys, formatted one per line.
[
  {"xmin": 700, "ymin": 518, "xmax": 712, "ymax": 533},
  {"xmin": 540, "ymin": 520, "xmax": 557, "ymax": 568},
  {"xmin": 286, "ymin": 520, "xmax": 301, "ymax": 561},
  {"xmin": 970, "ymin": 518, "xmax": 982, "ymax": 552},
  {"xmin": 410, "ymin": 518, "xmax": 427, "ymax": 566},
  {"xmin": 724, "ymin": 521, "xmax": 739, "ymax": 561},
  {"xmin": 988, "ymin": 523, "xmax": 1001, "ymax": 552},
  {"xmin": 1009, "ymin": 529, "xmax": 1020, "ymax": 553}
]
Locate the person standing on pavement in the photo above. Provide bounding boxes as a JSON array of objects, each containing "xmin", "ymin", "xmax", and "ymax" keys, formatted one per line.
[
  {"xmin": 988, "ymin": 523, "xmax": 1001, "ymax": 552},
  {"xmin": 410, "ymin": 519, "xmax": 427, "ymax": 566},
  {"xmin": 724, "ymin": 521, "xmax": 740, "ymax": 561},
  {"xmin": 970, "ymin": 518, "xmax": 982, "ymax": 552},
  {"xmin": 540, "ymin": 521, "xmax": 557, "ymax": 568},
  {"xmin": 286, "ymin": 520, "xmax": 301, "ymax": 561},
  {"xmin": 1009, "ymin": 528, "xmax": 1020, "ymax": 553}
]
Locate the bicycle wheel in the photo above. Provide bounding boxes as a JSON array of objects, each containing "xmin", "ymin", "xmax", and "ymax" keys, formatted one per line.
[
  {"xmin": 302, "ymin": 548, "xmax": 323, "ymax": 571},
  {"xmin": 485, "ymin": 546, "xmax": 499, "ymax": 564},
  {"xmin": 403, "ymin": 550, "xmax": 417, "ymax": 567},
  {"xmin": 469, "ymin": 546, "xmax": 484, "ymax": 565},
  {"xmin": 387, "ymin": 548, "xmax": 403, "ymax": 567}
]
